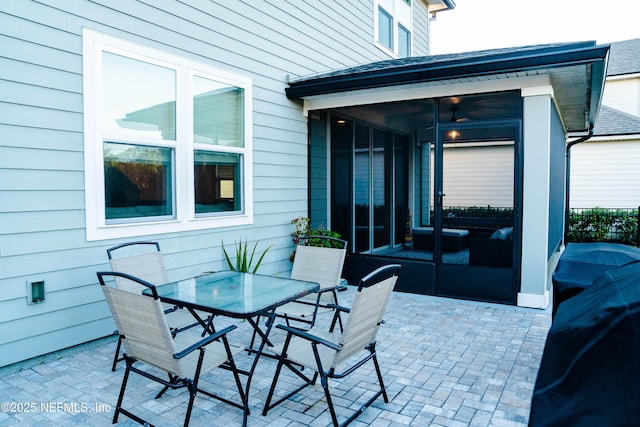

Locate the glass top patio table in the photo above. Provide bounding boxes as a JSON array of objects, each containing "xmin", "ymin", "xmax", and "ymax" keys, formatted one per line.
[
  {"xmin": 144, "ymin": 270, "xmax": 320, "ymax": 318},
  {"xmin": 143, "ymin": 270, "xmax": 320, "ymax": 426}
]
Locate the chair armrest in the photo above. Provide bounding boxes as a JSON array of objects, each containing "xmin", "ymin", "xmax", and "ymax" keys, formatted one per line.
[
  {"xmin": 317, "ymin": 284, "xmax": 347, "ymax": 294},
  {"xmin": 326, "ymin": 304, "xmax": 349, "ymax": 314},
  {"xmin": 174, "ymin": 325, "xmax": 237, "ymax": 359},
  {"xmin": 276, "ymin": 324, "xmax": 341, "ymax": 351}
]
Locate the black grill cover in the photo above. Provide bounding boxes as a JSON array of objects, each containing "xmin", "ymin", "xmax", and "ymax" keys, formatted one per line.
[
  {"xmin": 530, "ymin": 260, "xmax": 640, "ymax": 427},
  {"xmin": 552, "ymin": 243, "xmax": 640, "ymax": 315}
]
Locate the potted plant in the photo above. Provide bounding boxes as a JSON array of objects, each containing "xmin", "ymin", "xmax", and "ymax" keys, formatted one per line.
[
  {"xmin": 222, "ymin": 239, "xmax": 274, "ymax": 273},
  {"xmin": 290, "ymin": 216, "xmax": 342, "ymax": 261}
]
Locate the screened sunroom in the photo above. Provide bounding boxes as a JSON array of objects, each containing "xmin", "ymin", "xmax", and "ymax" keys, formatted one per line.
[{"xmin": 289, "ymin": 41, "xmax": 609, "ymax": 307}]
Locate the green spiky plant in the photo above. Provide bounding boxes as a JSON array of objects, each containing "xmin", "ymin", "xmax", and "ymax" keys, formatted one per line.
[{"xmin": 222, "ymin": 239, "xmax": 274, "ymax": 273}]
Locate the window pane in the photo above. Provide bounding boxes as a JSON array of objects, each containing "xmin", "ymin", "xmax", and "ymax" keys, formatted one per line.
[
  {"xmin": 378, "ymin": 7, "xmax": 393, "ymax": 50},
  {"xmin": 398, "ymin": 24, "xmax": 411, "ymax": 57},
  {"xmin": 373, "ymin": 129, "xmax": 390, "ymax": 248},
  {"xmin": 103, "ymin": 52, "xmax": 176, "ymax": 140},
  {"xmin": 355, "ymin": 125, "xmax": 370, "ymax": 253},
  {"xmin": 394, "ymin": 134, "xmax": 409, "ymax": 246},
  {"xmin": 193, "ymin": 76, "xmax": 244, "ymax": 147},
  {"xmin": 194, "ymin": 151, "xmax": 242, "ymax": 215},
  {"xmin": 104, "ymin": 142, "xmax": 174, "ymax": 220}
]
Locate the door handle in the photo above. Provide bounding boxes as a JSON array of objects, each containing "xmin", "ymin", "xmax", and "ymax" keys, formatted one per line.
[{"xmin": 437, "ymin": 191, "xmax": 446, "ymax": 206}]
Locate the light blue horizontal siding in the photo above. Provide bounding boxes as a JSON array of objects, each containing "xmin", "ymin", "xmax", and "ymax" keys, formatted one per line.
[
  {"xmin": 413, "ymin": 2, "xmax": 432, "ymax": 56},
  {"xmin": 0, "ymin": 283, "xmax": 105, "ymax": 324},
  {"xmin": 258, "ymin": 123, "xmax": 309, "ymax": 143},
  {"xmin": 0, "ymin": 8, "xmax": 79, "ymax": 53},
  {"xmin": 0, "ymin": 170, "xmax": 84, "ymax": 191},
  {"xmin": 0, "ymin": 147, "xmax": 83, "ymax": 171},
  {"xmin": 0, "ymin": 0, "xmax": 433, "ymax": 366},
  {"xmin": 0, "ymin": 103, "xmax": 83, "ymax": 132},
  {"xmin": 0, "ymin": 317, "xmax": 115, "ymax": 368},
  {"xmin": 0, "ymin": 228, "xmax": 90, "ymax": 256},
  {"xmin": 0, "ymin": 80, "xmax": 82, "ymax": 112},
  {"xmin": 0, "ymin": 32, "xmax": 81, "ymax": 73},
  {"xmin": 0, "ymin": 0, "xmax": 69, "ymax": 28},
  {"xmin": 1, "ymin": 191, "xmax": 84, "ymax": 212},
  {"xmin": 1, "ymin": 247, "xmax": 107, "ymax": 283},
  {"xmin": 0, "ymin": 125, "xmax": 82, "ymax": 151},
  {"xmin": 0, "ymin": 56, "xmax": 81, "ymax": 93},
  {"xmin": 254, "ymin": 155, "xmax": 308, "ymax": 172}
]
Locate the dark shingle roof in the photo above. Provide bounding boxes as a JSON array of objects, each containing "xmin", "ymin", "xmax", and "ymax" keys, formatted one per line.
[
  {"xmin": 287, "ymin": 41, "xmax": 610, "ymax": 134},
  {"xmin": 606, "ymin": 38, "xmax": 640, "ymax": 76},
  {"xmin": 593, "ymin": 105, "xmax": 640, "ymax": 136},
  {"xmin": 291, "ymin": 42, "xmax": 574, "ymax": 81},
  {"xmin": 288, "ymin": 41, "xmax": 602, "ymax": 88}
]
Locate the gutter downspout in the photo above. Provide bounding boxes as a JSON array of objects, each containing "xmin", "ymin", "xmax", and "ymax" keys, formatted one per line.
[{"xmin": 564, "ymin": 128, "xmax": 593, "ymax": 243}]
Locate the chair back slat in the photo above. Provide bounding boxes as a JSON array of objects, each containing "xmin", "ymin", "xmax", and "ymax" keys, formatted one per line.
[
  {"xmin": 263, "ymin": 264, "xmax": 400, "ymax": 425},
  {"xmin": 102, "ymin": 284, "xmax": 181, "ymax": 375},
  {"xmin": 333, "ymin": 268, "xmax": 398, "ymax": 368},
  {"xmin": 291, "ymin": 245, "xmax": 346, "ymax": 288},
  {"xmin": 109, "ymin": 251, "xmax": 169, "ymax": 293}
]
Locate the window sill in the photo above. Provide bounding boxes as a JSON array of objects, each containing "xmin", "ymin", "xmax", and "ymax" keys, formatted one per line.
[
  {"xmin": 374, "ymin": 40, "xmax": 399, "ymax": 59},
  {"xmin": 86, "ymin": 213, "xmax": 253, "ymax": 241}
]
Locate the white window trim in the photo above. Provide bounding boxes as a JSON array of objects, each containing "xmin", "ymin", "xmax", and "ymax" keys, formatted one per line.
[
  {"xmin": 374, "ymin": 0, "xmax": 413, "ymax": 57},
  {"xmin": 83, "ymin": 28, "xmax": 253, "ymax": 241}
]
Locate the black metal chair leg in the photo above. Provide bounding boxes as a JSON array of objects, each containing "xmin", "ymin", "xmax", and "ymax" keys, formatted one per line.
[
  {"xmin": 372, "ymin": 353, "xmax": 388, "ymax": 403},
  {"xmin": 319, "ymin": 372, "xmax": 340, "ymax": 427},
  {"xmin": 262, "ymin": 350, "xmax": 286, "ymax": 415},
  {"xmin": 111, "ymin": 334, "xmax": 124, "ymax": 371},
  {"xmin": 222, "ymin": 336, "xmax": 247, "ymax": 412},
  {"xmin": 113, "ymin": 360, "xmax": 132, "ymax": 423},
  {"xmin": 184, "ymin": 380, "xmax": 197, "ymax": 427},
  {"xmin": 156, "ymin": 374, "xmax": 179, "ymax": 399},
  {"xmin": 183, "ymin": 349, "xmax": 206, "ymax": 427},
  {"xmin": 248, "ymin": 315, "xmax": 261, "ymax": 351}
]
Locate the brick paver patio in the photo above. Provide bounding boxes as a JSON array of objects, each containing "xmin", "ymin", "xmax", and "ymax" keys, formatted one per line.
[{"xmin": 0, "ymin": 288, "xmax": 551, "ymax": 426}]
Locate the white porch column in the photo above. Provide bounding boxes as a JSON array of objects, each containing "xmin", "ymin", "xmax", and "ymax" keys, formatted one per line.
[{"xmin": 519, "ymin": 92, "xmax": 553, "ymax": 309}]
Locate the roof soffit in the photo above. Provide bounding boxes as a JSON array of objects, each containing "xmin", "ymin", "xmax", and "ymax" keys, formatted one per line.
[
  {"xmin": 426, "ymin": 0, "xmax": 456, "ymax": 14},
  {"xmin": 302, "ymin": 73, "xmax": 554, "ymax": 115}
]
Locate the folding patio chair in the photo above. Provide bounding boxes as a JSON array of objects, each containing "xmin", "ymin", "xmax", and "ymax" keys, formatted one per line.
[
  {"xmin": 275, "ymin": 236, "xmax": 348, "ymax": 330},
  {"xmin": 97, "ymin": 271, "xmax": 245, "ymax": 427},
  {"xmin": 262, "ymin": 264, "xmax": 401, "ymax": 427},
  {"xmin": 107, "ymin": 241, "xmax": 209, "ymax": 370}
]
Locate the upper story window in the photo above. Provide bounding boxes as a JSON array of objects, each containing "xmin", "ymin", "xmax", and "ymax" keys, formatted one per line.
[
  {"xmin": 83, "ymin": 29, "xmax": 253, "ymax": 241},
  {"xmin": 375, "ymin": 0, "xmax": 412, "ymax": 57}
]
